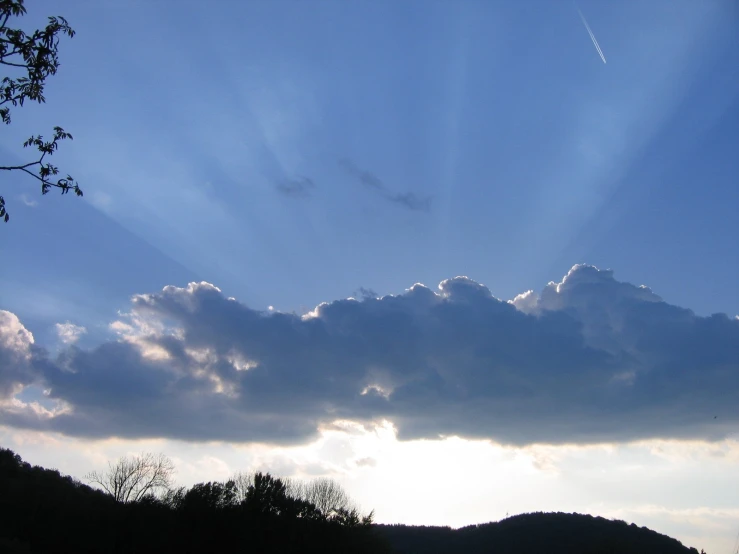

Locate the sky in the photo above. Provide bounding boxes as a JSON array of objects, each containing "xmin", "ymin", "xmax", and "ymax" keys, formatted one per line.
[{"xmin": 1, "ymin": 0, "xmax": 738, "ymax": 551}]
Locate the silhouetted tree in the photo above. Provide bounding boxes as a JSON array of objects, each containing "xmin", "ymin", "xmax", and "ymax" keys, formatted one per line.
[
  {"xmin": 182, "ymin": 480, "xmax": 237, "ymax": 511},
  {"xmin": 293, "ymin": 477, "xmax": 353, "ymax": 517},
  {"xmin": 328, "ymin": 506, "xmax": 375, "ymax": 528},
  {"xmin": 0, "ymin": 447, "xmax": 118, "ymax": 552},
  {"xmin": 160, "ymin": 485, "xmax": 187, "ymax": 509},
  {"xmin": 9, "ymin": 445, "xmax": 708, "ymax": 554},
  {"xmin": 3, "ymin": 447, "xmax": 392, "ymax": 554},
  {"xmin": 0, "ymin": 0, "xmax": 80, "ymax": 223},
  {"xmin": 230, "ymin": 470, "xmax": 254, "ymax": 503},
  {"xmin": 85, "ymin": 452, "xmax": 175, "ymax": 503},
  {"xmin": 244, "ymin": 472, "xmax": 292, "ymax": 516},
  {"xmin": 376, "ymin": 512, "xmax": 702, "ymax": 554}
]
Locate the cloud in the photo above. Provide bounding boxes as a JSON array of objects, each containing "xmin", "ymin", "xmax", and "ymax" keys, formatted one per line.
[
  {"xmin": 352, "ymin": 287, "xmax": 378, "ymax": 300},
  {"xmin": 19, "ymin": 194, "xmax": 37, "ymax": 207},
  {"xmin": 0, "ymin": 266, "xmax": 737, "ymax": 447},
  {"xmin": 0, "ymin": 311, "xmax": 36, "ymax": 399},
  {"xmin": 387, "ymin": 191, "xmax": 432, "ymax": 212},
  {"xmin": 55, "ymin": 322, "xmax": 87, "ymax": 345},
  {"xmin": 88, "ymin": 191, "xmax": 113, "ymax": 212},
  {"xmin": 275, "ymin": 176, "xmax": 316, "ymax": 198},
  {"xmin": 339, "ymin": 159, "xmax": 432, "ymax": 212}
]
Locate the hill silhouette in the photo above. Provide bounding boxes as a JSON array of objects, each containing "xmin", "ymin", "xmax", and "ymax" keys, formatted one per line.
[
  {"xmin": 0, "ymin": 446, "xmax": 703, "ymax": 553},
  {"xmin": 376, "ymin": 512, "xmax": 701, "ymax": 553},
  {"xmin": 0, "ymin": 447, "xmax": 387, "ymax": 554}
]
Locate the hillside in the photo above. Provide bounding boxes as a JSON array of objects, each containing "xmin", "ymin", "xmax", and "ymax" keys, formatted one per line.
[
  {"xmin": 1, "ymin": 447, "xmax": 703, "ymax": 553},
  {"xmin": 377, "ymin": 513, "xmax": 701, "ymax": 554},
  {"xmin": 0, "ymin": 447, "xmax": 387, "ymax": 554}
]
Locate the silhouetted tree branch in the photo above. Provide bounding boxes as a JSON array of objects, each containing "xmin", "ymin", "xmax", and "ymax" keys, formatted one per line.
[
  {"xmin": 85, "ymin": 453, "xmax": 175, "ymax": 503},
  {"xmin": 0, "ymin": 0, "xmax": 80, "ymax": 223},
  {"xmin": 293, "ymin": 477, "xmax": 353, "ymax": 517},
  {"xmin": 181, "ymin": 480, "xmax": 237, "ymax": 511},
  {"xmin": 230, "ymin": 470, "xmax": 254, "ymax": 504}
]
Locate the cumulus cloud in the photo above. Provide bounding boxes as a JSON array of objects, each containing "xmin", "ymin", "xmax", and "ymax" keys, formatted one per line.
[
  {"xmin": 339, "ymin": 158, "xmax": 432, "ymax": 212},
  {"xmin": 55, "ymin": 322, "xmax": 87, "ymax": 344},
  {"xmin": 0, "ymin": 311, "xmax": 36, "ymax": 399},
  {"xmin": 0, "ymin": 267, "xmax": 737, "ymax": 447}
]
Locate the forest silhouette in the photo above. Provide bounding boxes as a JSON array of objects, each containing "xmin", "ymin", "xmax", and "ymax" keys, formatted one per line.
[{"xmin": 0, "ymin": 447, "xmax": 705, "ymax": 553}]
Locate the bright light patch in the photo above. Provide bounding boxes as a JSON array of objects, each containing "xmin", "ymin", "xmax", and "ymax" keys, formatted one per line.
[
  {"xmin": 1, "ymin": 427, "xmax": 738, "ymax": 552},
  {"xmin": 360, "ymin": 384, "xmax": 392, "ymax": 399},
  {"xmin": 226, "ymin": 351, "xmax": 258, "ymax": 371},
  {"xmin": 55, "ymin": 322, "xmax": 87, "ymax": 344},
  {"xmin": 301, "ymin": 302, "xmax": 329, "ymax": 320},
  {"xmin": 0, "ymin": 310, "xmax": 34, "ymax": 353}
]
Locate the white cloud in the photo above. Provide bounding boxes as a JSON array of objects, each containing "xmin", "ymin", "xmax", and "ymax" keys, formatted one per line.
[
  {"xmin": 0, "ymin": 310, "xmax": 36, "ymax": 399},
  {"xmin": 88, "ymin": 191, "xmax": 113, "ymax": 212},
  {"xmin": 19, "ymin": 194, "xmax": 37, "ymax": 207},
  {"xmin": 509, "ymin": 289, "xmax": 538, "ymax": 314},
  {"xmin": 0, "ymin": 310, "xmax": 34, "ymax": 353},
  {"xmin": 55, "ymin": 322, "xmax": 87, "ymax": 345}
]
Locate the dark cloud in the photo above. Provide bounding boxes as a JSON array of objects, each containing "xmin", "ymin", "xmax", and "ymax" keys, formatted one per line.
[
  {"xmin": 338, "ymin": 159, "xmax": 384, "ymax": 190},
  {"xmin": 339, "ymin": 159, "xmax": 432, "ymax": 212},
  {"xmin": 1, "ymin": 266, "xmax": 737, "ymax": 447},
  {"xmin": 388, "ymin": 192, "xmax": 432, "ymax": 212},
  {"xmin": 275, "ymin": 176, "xmax": 316, "ymax": 198},
  {"xmin": 353, "ymin": 287, "xmax": 378, "ymax": 300}
]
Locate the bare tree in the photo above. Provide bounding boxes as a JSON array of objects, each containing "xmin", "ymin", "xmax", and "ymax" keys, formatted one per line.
[
  {"xmin": 294, "ymin": 477, "xmax": 353, "ymax": 516},
  {"xmin": 230, "ymin": 470, "xmax": 372, "ymax": 524},
  {"xmin": 283, "ymin": 476, "xmax": 303, "ymax": 501},
  {"xmin": 230, "ymin": 470, "xmax": 254, "ymax": 504},
  {"xmin": 85, "ymin": 452, "xmax": 175, "ymax": 503}
]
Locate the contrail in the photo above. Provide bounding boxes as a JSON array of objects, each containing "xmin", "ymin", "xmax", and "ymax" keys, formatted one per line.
[{"xmin": 577, "ymin": 7, "xmax": 606, "ymax": 64}]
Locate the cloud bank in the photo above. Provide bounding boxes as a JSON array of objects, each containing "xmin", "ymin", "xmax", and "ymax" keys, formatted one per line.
[{"xmin": 1, "ymin": 265, "xmax": 737, "ymax": 446}]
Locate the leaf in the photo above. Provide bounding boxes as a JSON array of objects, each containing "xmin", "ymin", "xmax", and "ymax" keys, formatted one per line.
[{"xmin": 1, "ymin": 4, "xmax": 79, "ymax": 223}]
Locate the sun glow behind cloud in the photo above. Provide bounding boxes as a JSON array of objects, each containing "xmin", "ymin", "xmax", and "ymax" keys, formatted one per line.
[
  {"xmin": 1, "ymin": 0, "xmax": 737, "ymax": 552},
  {"xmin": 1, "ymin": 423, "xmax": 738, "ymax": 552},
  {"xmin": 2, "ymin": 264, "xmax": 739, "ymax": 551}
]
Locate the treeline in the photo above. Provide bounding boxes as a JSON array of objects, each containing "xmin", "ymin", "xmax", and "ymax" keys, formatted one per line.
[
  {"xmin": 0, "ymin": 447, "xmax": 389, "ymax": 553},
  {"xmin": 377, "ymin": 512, "xmax": 703, "ymax": 554},
  {"xmin": 0, "ymin": 447, "xmax": 706, "ymax": 553}
]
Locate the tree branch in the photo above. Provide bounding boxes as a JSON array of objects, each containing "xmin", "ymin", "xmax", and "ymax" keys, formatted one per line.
[
  {"xmin": 0, "ymin": 1, "xmax": 79, "ymax": 223},
  {"xmin": 0, "ymin": 12, "xmax": 11, "ymax": 32},
  {"xmin": 0, "ymin": 59, "xmax": 28, "ymax": 68},
  {"xmin": 0, "ymin": 160, "xmax": 39, "ymax": 171}
]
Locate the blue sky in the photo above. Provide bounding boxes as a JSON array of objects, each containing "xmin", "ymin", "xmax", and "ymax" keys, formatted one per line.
[{"xmin": 1, "ymin": 1, "xmax": 739, "ymax": 552}]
